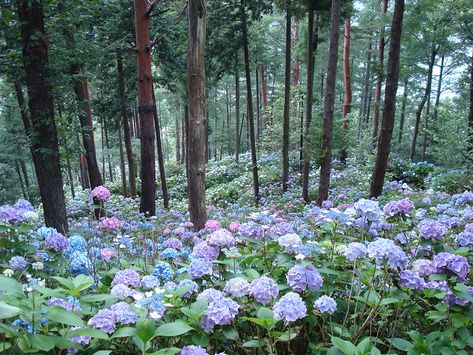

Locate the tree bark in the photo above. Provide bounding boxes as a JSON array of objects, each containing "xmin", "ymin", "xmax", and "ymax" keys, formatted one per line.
[
  {"xmin": 240, "ymin": 0, "xmax": 259, "ymax": 203},
  {"xmin": 235, "ymin": 55, "xmax": 241, "ymax": 163},
  {"xmin": 16, "ymin": 162, "xmax": 28, "ymax": 200},
  {"xmin": 398, "ymin": 77, "xmax": 408, "ymax": 145},
  {"xmin": 302, "ymin": 10, "xmax": 317, "ymax": 203},
  {"xmin": 409, "ymin": 46, "xmax": 437, "ymax": 161},
  {"xmin": 175, "ymin": 110, "xmax": 181, "ymax": 162},
  {"xmin": 117, "ymin": 120, "xmax": 128, "ymax": 196},
  {"xmin": 370, "ymin": 0, "xmax": 405, "ymax": 198},
  {"xmin": 316, "ymin": 0, "xmax": 341, "ymax": 206},
  {"xmin": 181, "ymin": 107, "xmax": 187, "ymax": 164},
  {"xmin": 104, "ymin": 119, "xmax": 114, "ymax": 182},
  {"xmin": 134, "ymin": 0, "xmax": 156, "ymax": 215},
  {"xmin": 282, "ymin": 0, "xmax": 292, "ymax": 192},
  {"xmin": 340, "ymin": 17, "xmax": 352, "ymax": 163},
  {"xmin": 261, "ymin": 65, "xmax": 270, "ymax": 127},
  {"xmin": 372, "ymin": 0, "xmax": 388, "ymax": 141},
  {"xmin": 117, "ymin": 50, "xmax": 137, "ymax": 196},
  {"xmin": 292, "ymin": 16, "xmax": 300, "ymax": 86},
  {"xmin": 256, "ymin": 66, "xmax": 261, "ymax": 141},
  {"xmin": 18, "ymin": 0, "xmax": 68, "ymax": 232},
  {"xmin": 187, "ymin": 0, "xmax": 208, "ymax": 230},
  {"xmin": 421, "ymin": 93, "xmax": 431, "ymax": 160},
  {"xmin": 101, "ymin": 115, "xmax": 106, "ymax": 180},
  {"xmin": 468, "ymin": 49, "xmax": 473, "ymax": 156}
]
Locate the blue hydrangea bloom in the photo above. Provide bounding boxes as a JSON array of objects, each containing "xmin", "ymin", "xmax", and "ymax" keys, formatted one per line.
[
  {"xmin": 224, "ymin": 277, "xmax": 250, "ymax": 297},
  {"xmin": 152, "ymin": 261, "xmax": 175, "ymax": 281},
  {"xmin": 273, "ymin": 292, "xmax": 307, "ymax": 322},
  {"xmin": 249, "ymin": 276, "xmax": 279, "ymax": 305},
  {"xmin": 111, "ymin": 302, "xmax": 138, "ymax": 324},
  {"xmin": 286, "ymin": 264, "xmax": 323, "ymax": 293},
  {"xmin": 399, "ymin": 270, "xmax": 426, "ymax": 290},
  {"xmin": 313, "ymin": 295, "xmax": 337, "ymax": 314},
  {"xmin": 112, "ymin": 269, "xmax": 141, "ymax": 287},
  {"xmin": 188, "ymin": 258, "xmax": 213, "ymax": 279},
  {"xmin": 367, "ymin": 238, "xmax": 408, "ymax": 270},
  {"xmin": 200, "ymin": 296, "xmax": 239, "ymax": 332},
  {"xmin": 177, "ymin": 279, "xmax": 199, "ymax": 298},
  {"xmin": 344, "ymin": 242, "xmax": 367, "ymax": 261},
  {"xmin": 89, "ymin": 309, "xmax": 116, "ymax": 333},
  {"xmin": 9, "ymin": 256, "xmax": 27, "ymax": 271}
]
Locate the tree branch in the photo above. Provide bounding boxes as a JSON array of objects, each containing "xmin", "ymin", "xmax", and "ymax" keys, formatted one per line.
[{"xmin": 145, "ymin": 0, "xmax": 160, "ymax": 18}]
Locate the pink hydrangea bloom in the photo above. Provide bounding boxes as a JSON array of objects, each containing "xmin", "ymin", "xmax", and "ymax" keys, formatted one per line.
[
  {"xmin": 99, "ymin": 217, "xmax": 121, "ymax": 231},
  {"xmin": 205, "ymin": 219, "xmax": 221, "ymax": 230},
  {"xmin": 100, "ymin": 248, "xmax": 115, "ymax": 261},
  {"xmin": 163, "ymin": 228, "xmax": 171, "ymax": 236},
  {"xmin": 91, "ymin": 186, "xmax": 111, "ymax": 201},
  {"xmin": 228, "ymin": 221, "xmax": 241, "ymax": 232}
]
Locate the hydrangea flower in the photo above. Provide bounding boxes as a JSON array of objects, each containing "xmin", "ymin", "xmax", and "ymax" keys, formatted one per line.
[
  {"xmin": 269, "ymin": 222, "xmax": 294, "ymax": 236},
  {"xmin": 100, "ymin": 248, "xmax": 115, "ymax": 261},
  {"xmin": 313, "ymin": 295, "xmax": 337, "ymax": 314},
  {"xmin": 431, "ymin": 252, "xmax": 470, "ymax": 281},
  {"xmin": 90, "ymin": 186, "xmax": 111, "ymax": 201},
  {"xmin": 152, "ymin": 261, "xmax": 175, "ymax": 281},
  {"xmin": 192, "ymin": 242, "xmax": 220, "ymax": 261},
  {"xmin": 181, "ymin": 345, "xmax": 209, "ymax": 355},
  {"xmin": 197, "ymin": 288, "xmax": 224, "ymax": 303},
  {"xmin": 419, "ymin": 219, "xmax": 448, "ymax": 240},
  {"xmin": 177, "ymin": 279, "xmax": 199, "ymax": 298},
  {"xmin": 141, "ymin": 275, "xmax": 160, "ymax": 290},
  {"xmin": 164, "ymin": 238, "xmax": 183, "ymax": 249},
  {"xmin": 48, "ymin": 297, "xmax": 80, "ymax": 311},
  {"xmin": 273, "ymin": 292, "xmax": 307, "ymax": 322},
  {"xmin": 383, "ymin": 198, "xmax": 414, "ymax": 217},
  {"xmin": 286, "ymin": 264, "xmax": 323, "ymax": 292},
  {"xmin": 344, "ymin": 242, "xmax": 367, "ymax": 261},
  {"xmin": 205, "ymin": 219, "xmax": 221, "ymax": 230},
  {"xmin": 9, "ymin": 256, "xmax": 27, "ymax": 271},
  {"xmin": 367, "ymin": 238, "xmax": 408, "ymax": 270},
  {"xmin": 228, "ymin": 221, "xmax": 241, "ymax": 232},
  {"xmin": 89, "ymin": 309, "xmax": 116, "ymax": 333},
  {"xmin": 45, "ymin": 232, "xmax": 69, "ymax": 252},
  {"xmin": 239, "ymin": 222, "xmax": 264, "ymax": 239},
  {"xmin": 455, "ymin": 230, "xmax": 473, "ymax": 247},
  {"xmin": 207, "ymin": 229, "xmax": 235, "ymax": 247},
  {"xmin": 136, "ymin": 294, "xmax": 165, "ymax": 320},
  {"xmin": 111, "ymin": 302, "xmax": 138, "ymax": 324},
  {"xmin": 200, "ymin": 296, "xmax": 239, "ymax": 332},
  {"xmin": 161, "ymin": 248, "xmax": 179, "ymax": 259},
  {"xmin": 112, "ymin": 269, "xmax": 141, "ymax": 287},
  {"xmin": 249, "ymin": 276, "xmax": 279, "ymax": 305},
  {"xmin": 188, "ymin": 258, "xmax": 213, "ymax": 279},
  {"xmin": 399, "ymin": 270, "xmax": 426, "ymax": 290},
  {"xmin": 69, "ymin": 251, "xmax": 92, "ymax": 276},
  {"xmin": 224, "ymin": 277, "xmax": 250, "ymax": 297},
  {"xmin": 110, "ymin": 284, "xmax": 134, "ymax": 300},
  {"xmin": 278, "ymin": 233, "xmax": 302, "ymax": 254},
  {"xmin": 99, "ymin": 217, "xmax": 121, "ymax": 231},
  {"xmin": 354, "ymin": 199, "xmax": 382, "ymax": 222},
  {"xmin": 412, "ymin": 259, "xmax": 434, "ymax": 277}
]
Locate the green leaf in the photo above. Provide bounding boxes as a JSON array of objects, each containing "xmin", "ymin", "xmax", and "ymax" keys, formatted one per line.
[
  {"xmin": 72, "ymin": 275, "xmax": 94, "ymax": 292},
  {"xmin": 136, "ymin": 317, "xmax": 157, "ymax": 343},
  {"xmin": 257, "ymin": 307, "xmax": 273, "ymax": 320},
  {"xmin": 0, "ymin": 276, "xmax": 23, "ymax": 295},
  {"xmin": 46, "ymin": 306, "xmax": 84, "ymax": 327},
  {"xmin": 155, "ymin": 348, "xmax": 182, "ymax": 355},
  {"xmin": 277, "ymin": 330, "xmax": 298, "ymax": 342},
  {"xmin": 68, "ymin": 327, "xmax": 109, "ymax": 340},
  {"xmin": 52, "ymin": 276, "xmax": 75, "ymax": 290},
  {"xmin": 222, "ymin": 326, "xmax": 239, "ymax": 340},
  {"xmin": 27, "ymin": 334, "xmax": 56, "ymax": 352},
  {"xmin": 379, "ymin": 297, "xmax": 401, "ymax": 306},
  {"xmin": 356, "ymin": 337, "xmax": 371, "ymax": 353},
  {"xmin": 242, "ymin": 339, "xmax": 264, "ymax": 347},
  {"xmin": 155, "ymin": 321, "xmax": 193, "ymax": 337},
  {"xmin": 174, "ymin": 285, "xmax": 192, "ymax": 297},
  {"xmin": 244, "ymin": 268, "xmax": 260, "ymax": 280},
  {"xmin": 391, "ymin": 338, "xmax": 413, "ymax": 351},
  {"xmin": 0, "ymin": 301, "xmax": 21, "ymax": 319},
  {"xmin": 331, "ymin": 336, "xmax": 357, "ymax": 355},
  {"xmin": 112, "ymin": 327, "xmax": 137, "ymax": 339},
  {"xmin": 94, "ymin": 351, "xmax": 112, "ymax": 355},
  {"xmin": 81, "ymin": 294, "xmax": 118, "ymax": 303}
]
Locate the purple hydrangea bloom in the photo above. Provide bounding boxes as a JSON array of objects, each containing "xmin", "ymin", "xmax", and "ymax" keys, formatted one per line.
[
  {"xmin": 239, "ymin": 222, "xmax": 264, "ymax": 239},
  {"xmin": 188, "ymin": 258, "xmax": 213, "ymax": 279},
  {"xmin": 412, "ymin": 259, "xmax": 434, "ymax": 277},
  {"xmin": 177, "ymin": 279, "xmax": 199, "ymax": 298},
  {"xmin": 399, "ymin": 270, "xmax": 426, "ymax": 290},
  {"xmin": 181, "ymin": 345, "xmax": 209, "ymax": 355},
  {"xmin": 112, "ymin": 269, "xmax": 141, "ymax": 287},
  {"xmin": 431, "ymin": 252, "xmax": 470, "ymax": 281},
  {"xmin": 344, "ymin": 242, "xmax": 367, "ymax": 261},
  {"xmin": 90, "ymin": 186, "xmax": 111, "ymax": 201},
  {"xmin": 313, "ymin": 295, "xmax": 337, "ymax": 314},
  {"xmin": 111, "ymin": 302, "xmax": 138, "ymax": 324},
  {"xmin": 207, "ymin": 229, "xmax": 235, "ymax": 247},
  {"xmin": 224, "ymin": 277, "xmax": 250, "ymax": 297},
  {"xmin": 164, "ymin": 238, "xmax": 183, "ymax": 249},
  {"xmin": 141, "ymin": 275, "xmax": 160, "ymax": 290},
  {"xmin": 9, "ymin": 256, "xmax": 27, "ymax": 271},
  {"xmin": 419, "ymin": 219, "xmax": 448, "ymax": 240},
  {"xmin": 367, "ymin": 238, "xmax": 408, "ymax": 270},
  {"xmin": 278, "ymin": 233, "xmax": 302, "ymax": 254},
  {"xmin": 197, "ymin": 288, "xmax": 224, "ymax": 303},
  {"xmin": 273, "ymin": 292, "xmax": 307, "ymax": 322},
  {"xmin": 45, "ymin": 232, "xmax": 69, "ymax": 252},
  {"xmin": 286, "ymin": 264, "xmax": 323, "ymax": 292},
  {"xmin": 354, "ymin": 199, "xmax": 382, "ymax": 222},
  {"xmin": 48, "ymin": 297, "xmax": 80, "ymax": 311},
  {"xmin": 0, "ymin": 205, "xmax": 22, "ymax": 224},
  {"xmin": 249, "ymin": 276, "xmax": 279, "ymax": 305},
  {"xmin": 321, "ymin": 200, "xmax": 333, "ymax": 209},
  {"xmin": 89, "ymin": 309, "xmax": 116, "ymax": 333},
  {"xmin": 383, "ymin": 198, "xmax": 414, "ymax": 217},
  {"xmin": 14, "ymin": 199, "xmax": 34, "ymax": 211},
  {"xmin": 455, "ymin": 230, "xmax": 473, "ymax": 247},
  {"xmin": 192, "ymin": 241, "xmax": 220, "ymax": 261},
  {"xmin": 110, "ymin": 284, "xmax": 134, "ymax": 300},
  {"xmin": 269, "ymin": 222, "xmax": 294, "ymax": 236},
  {"xmin": 136, "ymin": 294, "xmax": 166, "ymax": 320},
  {"xmin": 200, "ymin": 296, "xmax": 239, "ymax": 332},
  {"xmin": 99, "ymin": 217, "xmax": 121, "ymax": 231}
]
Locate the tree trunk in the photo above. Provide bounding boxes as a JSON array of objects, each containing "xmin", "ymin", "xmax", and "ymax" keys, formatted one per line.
[
  {"xmin": 235, "ymin": 55, "xmax": 241, "ymax": 163},
  {"xmin": 468, "ymin": 49, "xmax": 473, "ymax": 156},
  {"xmin": 15, "ymin": 138, "xmax": 30, "ymax": 189},
  {"xmin": 261, "ymin": 65, "xmax": 270, "ymax": 127},
  {"xmin": 187, "ymin": 0, "xmax": 208, "ymax": 230},
  {"xmin": 372, "ymin": 0, "xmax": 388, "ymax": 141},
  {"xmin": 292, "ymin": 16, "xmax": 300, "ymax": 85},
  {"xmin": 316, "ymin": 0, "xmax": 341, "ymax": 206},
  {"xmin": 101, "ymin": 115, "xmax": 106, "ymax": 180},
  {"xmin": 152, "ymin": 84, "xmax": 170, "ymax": 209},
  {"xmin": 409, "ymin": 46, "xmax": 437, "ymax": 161},
  {"xmin": 240, "ymin": 0, "xmax": 260, "ymax": 203},
  {"xmin": 117, "ymin": 50, "xmax": 137, "ymax": 196},
  {"xmin": 117, "ymin": 121, "xmax": 128, "ymax": 196},
  {"xmin": 282, "ymin": 0, "xmax": 292, "ymax": 192},
  {"xmin": 226, "ymin": 84, "xmax": 232, "ymax": 155},
  {"xmin": 256, "ymin": 66, "xmax": 261, "ymax": 141},
  {"xmin": 18, "ymin": 0, "xmax": 68, "ymax": 232},
  {"xmin": 370, "ymin": 0, "xmax": 404, "ymax": 198},
  {"xmin": 302, "ymin": 10, "xmax": 317, "ymax": 203},
  {"xmin": 65, "ymin": 152, "xmax": 75, "ymax": 198},
  {"xmin": 431, "ymin": 54, "xmax": 445, "ymax": 147},
  {"xmin": 16, "ymin": 162, "xmax": 28, "ymax": 200},
  {"xmin": 340, "ymin": 17, "xmax": 352, "ymax": 163},
  {"xmin": 104, "ymin": 120, "xmax": 114, "ymax": 182},
  {"xmin": 421, "ymin": 93, "xmax": 431, "ymax": 161},
  {"xmin": 398, "ymin": 77, "xmax": 408, "ymax": 145},
  {"xmin": 134, "ymin": 0, "xmax": 156, "ymax": 215},
  {"xmin": 175, "ymin": 111, "xmax": 181, "ymax": 162},
  {"xmin": 181, "ymin": 107, "xmax": 187, "ymax": 164},
  {"xmin": 80, "ymin": 154, "xmax": 90, "ymax": 189}
]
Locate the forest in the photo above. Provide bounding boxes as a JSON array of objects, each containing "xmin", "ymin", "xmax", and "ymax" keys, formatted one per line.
[{"xmin": 0, "ymin": 0, "xmax": 472, "ymax": 353}]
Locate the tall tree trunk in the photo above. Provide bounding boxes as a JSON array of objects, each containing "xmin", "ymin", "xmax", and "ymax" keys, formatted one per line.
[
  {"xmin": 372, "ymin": 0, "xmax": 388, "ymax": 141},
  {"xmin": 370, "ymin": 0, "xmax": 404, "ymax": 198},
  {"xmin": 340, "ymin": 17, "xmax": 352, "ymax": 163},
  {"xmin": 409, "ymin": 46, "xmax": 437, "ymax": 161},
  {"xmin": 187, "ymin": 0, "xmax": 208, "ymax": 230},
  {"xmin": 235, "ymin": 55, "xmax": 241, "ymax": 163},
  {"xmin": 226, "ymin": 84, "xmax": 232, "ymax": 155},
  {"xmin": 260, "ymin": 65, "xmax": 270, "ymax": 127},
  {"xmin": 240, "ymin": 0, "xmax": 259, "ymax": 203},
  {"xmin": 16, "ymin": 162, "xmax": 28, "ymax": 200},
  {"xmin": 117, "ymin": 50, "xmax": 137, "ymax": 196},
  {"xmin": 104, "ymin": 120, "xmax": 114, "ymax": 182},
  {"xmin": 292, "ymin": 16, "xmax": 300, "ymax": 85},
  {"xmin": 316, "ymin": 0, "xmax": 341, "ymax": 206},
  {"xmin": 80, "ymin": 154, "xmax": 90, "ymax": 189},
  {"xmin": 421, "ymin": 93, "xmax": 431, "ymax": 160},
  {"xmin": 360, "ymin": 35, "xmax": 372, "ymax": 120},
  {"xmin": 282, "ymin": 0, "xmax": 292, "ymax": 192},
  {"xmin": 302, "ymin": 10, "xmax": 317, "ymax": 203},
  {"xmin": 175, "ymin": 111, "xmax": 181, "ymax": 162},
  {"xmin": 431, "ymin": 54, "xmax": 445, "ymax": 131},
  {"xmin": 398, "ymin": 77, "xmax": 408, "ymax": 145},
  {"xmin": 18, "ymin": 0, "xmax": 68, "ymax": 232},
  {"xmin": 134, "ymin": 0, "xmax": 156, "ymax": 215},
  {"xmin": 468, "ymin": 49, "xmax": 473, "ymax": 157},
  {"xmin": 65, "ymin": 152, "xmax": 75, "ymax": 198},
  {"xmin": 181, "ymin": 108, "xmax": 187, "ymax": 164},
  {"xmin": 256, "ymin": 66, "xmax": 261, "ymax": 140},
  {"xmin": 15, "ymin": 138, "xmax": 30, "ymax": 189},
  {"xmin": 117, "ymin": 121, "xmax": 128, "ymax": 196},
  {"xmin": 101, "ymin": 115, "xmax": 106, "ymax": 180},
  {"xmin": 152, "ymin": 84, "xmax": 170, "ymax": 209}
]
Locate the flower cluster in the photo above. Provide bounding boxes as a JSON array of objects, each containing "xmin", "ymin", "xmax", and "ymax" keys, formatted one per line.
[
  {"xmin": 249, "ymin": 276, "xmax": 279, "ymax": 305},
  {"xmin": 273, "ymin": 292, "xmax": 307, "ymax": 322},
  {"xmin": 286, "ymin": 264, "xmax": 323, "ymax": 292},
  {"xmin": 90, "ymin": 186, "xmax": 111, "ymax": 201}
]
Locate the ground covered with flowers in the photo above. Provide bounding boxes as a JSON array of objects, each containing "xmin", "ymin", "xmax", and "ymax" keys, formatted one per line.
[{"xmin": 1, "ymin": 156, "xmax": 472, "ymax": 354}]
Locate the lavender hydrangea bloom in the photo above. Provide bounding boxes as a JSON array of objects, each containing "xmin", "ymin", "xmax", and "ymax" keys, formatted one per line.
[
  {"xmin": 269, "ymin": 222, "xmax": 294, "ymax": 236},
  {"xmin": 110, "ymin": 284, "xmax": 134, "ymax": 300},
  {"xmin": 419, "ymin": 219, "xmax": 448, "ymax": 240},
  {"xmin": 455, "ymin": 230, "xmax": 473, "ymax": 247},
  {"xmin": 197, "ymin": 288, "xmax": 224, "ymax": 302},
  {"xmin": 239, "ymin": 222, "xmax": 264, "ymax": 239},
  {"xmin": 383, "ymin": 198, "xmax": 414, "ymax": 217},
  {"xmin": 313, "ymin": 295, "xmax": 337, "ymax": 314},
  {"xmin": 224, "ymin": 277, "xmax": 250, "ymax": 297},
  {"xmin": 249, "ymin": 276, "xmax": 279, "ymax": 305},
  {"xmin": 207, "ymin": 229, "xmax": 235, "ymax": 247},
  {"xmin": 273, "ymin": 292, "xmax": 307, "ymax": 322},
  {"xmin": 286, "ymin": 264, "xmax": 323, "ymax": 292},
  {"xmin": 399, "ymin": 270, "xmax": 426, "ymax": 290},
  {"xmin": 48, "ymin": 297, "xmax": 80, "ymax": 311},
  {"xmin": 90, "ymin": 186, "xmax": 111, "ymax": 201},
  {"xmin": 354, "ymin": 199, "xmax": 382, "ymax": 222},
  {"xmin": 45, "ymin": 232, "xmax": 69, "ymax": 252},
  {"xmin": 141, "ymin": 275, "xmax": 160, "ymax": 290},
  {"xmin": 278, "ymin": 233, "xmax": 302, "ymax": 254},
  {"xmin": 412, "ymin": 259, "xmax": 434, "ymax": 277},
  {"xmin": 201, "ymin": 296, "xmax": 239, "ymax": 332},
  {"xmin": 188, "ymin": 258, "xmax": 213, "ymax": 279},
  {"xmin": 136, "ymin": 294, "xmax": 165, "ymax": 320},
  {"xmin": 14, "ymin": 199, "xmax": 34, "ymax": 211},
  {"xmin": 9, "ymin": 256, "xmax": 27, "ymax": 271},
  {"xmin": 164, "ymin": 238, "xmax": 183, "ymax": 249},
  {"xmin": 431, "ymin": 252, "xmax": 470, "ymax": 281},
  {"xmin": 344, "ymin": 242, "xmax": 367, "ymax": 261},
  {"xmin": 112, "ymin": 269, "xmax": 141, "ymax": 287},
  {"xmin": 99, "ymin": 217, "xmax": 121, "ymax": 231},
  {"xmin": 111, "ymin": 302, "xmax": 138, "ymax": 324},
  {"xmin": 367, "ymin": 238, "xmax": 408, "ymax": 270},
  {"xmin": 89, "ymin": 309, "xmax": 116, "ymax": 333},
  {"xmin": 177, "ymin": 279, "xmax": 199, "ymax": 298},
  {"xmin": 180, "ymin": 345, "xmax": 209, "ymax": 355},
  {"xmin": 192, "ymin": 241, "xmax": 220, "ymax": 261}
]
